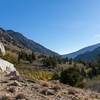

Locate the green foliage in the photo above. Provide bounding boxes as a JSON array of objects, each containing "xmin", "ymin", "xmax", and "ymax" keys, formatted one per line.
[
  {"xmin": 85, "ymin": 68, "xmax": 94, "ymax": 79},
  {"xmin": 60, "ymin": 67, "xmax": 84, "ymax": 88},
  {"xmin": 42, "ymin": 56, "xmax": 57, "ymax": 68},
  {"xmin": 68, "ymin": 58, "xmax": 73, "ymax": 64},
  {"xmin": 80, "ymin": 68, "xmax": 86, "ymax": 77},
  {"xmin": 52, "ymin": 72, "xmax": 60, "ymax": 80},
  {"xmin": 18, "ymin": 51, "xmax": 36, "ymax": 63}
]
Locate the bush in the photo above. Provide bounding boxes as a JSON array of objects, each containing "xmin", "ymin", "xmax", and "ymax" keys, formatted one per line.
[
  {"xmin": 52, "ymin": 72, "xmax": 60, "ymax": 80},
  {"xmin": 1, "ymin": 96, "xmax": 11, "ymax": 100},
  {"xmin": 60, "ymin": 67, "xmax": 84, "ymax": 88},
  {"xmin": 8, "ymin": 87, "xmax": 16, "ymax": 93},
  {"xmin": 16, "ymin": 94, "xmax": 27, "ymax": 100},
  {"xmin": 42, "ymin": 56, "xmax": 57, "ymax": 68}
]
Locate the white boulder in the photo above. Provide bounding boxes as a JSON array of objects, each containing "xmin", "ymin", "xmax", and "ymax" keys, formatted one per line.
[
  {"xmin": 0, "ymin": 58, "xmax": 17, "ymax": 73},
  {"xmin": 0, "ymin": 42, "xmax": 5, "ymax": 56},
  {"xmin": 0, "ymin": 42, "xmax": 19, "ymax": 74}
]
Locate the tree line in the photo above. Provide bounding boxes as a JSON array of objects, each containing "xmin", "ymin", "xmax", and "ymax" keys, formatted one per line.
[{"xmin": 18, "ymin": 51, "xmax": 36, "ymax": 63}]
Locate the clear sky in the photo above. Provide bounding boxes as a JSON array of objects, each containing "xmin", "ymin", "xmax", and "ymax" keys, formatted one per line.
[{"xmin": 0, "ymin": 0, "xmax": 100, "ymax": 54}]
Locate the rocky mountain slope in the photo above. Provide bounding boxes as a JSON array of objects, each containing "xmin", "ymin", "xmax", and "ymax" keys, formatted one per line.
[
  {"xmin": 0, "ymin": 28, "xmax": 59, "ymax": 56},
  {"xmin": 62, "ymin": 43, "xmax": 100, "ymax": 58},
  {"xmin": 0, "ymin": 72, "xmax": 100, "ymax": 100}
]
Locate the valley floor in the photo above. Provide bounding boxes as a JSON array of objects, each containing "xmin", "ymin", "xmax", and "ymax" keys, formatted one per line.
[{"xmin": 0, "ymin": 72, "xmax": 100, "ymax": 100}]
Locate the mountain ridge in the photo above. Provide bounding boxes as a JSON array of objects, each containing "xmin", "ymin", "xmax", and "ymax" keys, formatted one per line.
[
  {"xmin": 62, "ymin": 43, "xmax": 100, "ymax": 58},
  {"xmin": 0, "ymin": 28, "xmax": 59, "ymax": 56},
  {"xmin": 75, "ymin": 46, "xmax": 100, "ymax": 61}
]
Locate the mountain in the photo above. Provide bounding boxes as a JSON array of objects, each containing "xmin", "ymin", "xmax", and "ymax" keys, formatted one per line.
[
  {"xmin": 0, "ymin": 28, "xmax": 59, "ymax": 56},
  {"xmin": 62, "ymin": 43, "xmax": 100, "ymax": 58},
  {"xmin": 75, "ymin": 46, "xmax": 100, "ymax": 61}
]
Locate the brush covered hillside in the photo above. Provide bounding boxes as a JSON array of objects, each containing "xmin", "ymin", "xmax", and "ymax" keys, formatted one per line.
[
  {"xmin": 62, "ymin": 43, "xmax": 100, "ymax": 58},
  {"xmin": 0, "ymin": 43, "xmax": 100, "ymax": 100},
  {"xmin": 0, "ymin": 28, "xmax": 59, "ymax": 56}
]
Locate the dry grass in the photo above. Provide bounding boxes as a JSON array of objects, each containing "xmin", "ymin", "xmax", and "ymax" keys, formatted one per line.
[
  {"xmin": 6, "ymin": 50, "xmax": 18, "ymax": 60},
  {"xmin": 19, "ymin": 68, "xmax": 53, "ymax": 81}
]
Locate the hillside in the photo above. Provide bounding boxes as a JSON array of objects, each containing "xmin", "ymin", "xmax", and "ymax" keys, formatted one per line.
[
  {"xmin": 75, "ymin": 46, "xmax": 100, "ymax": 61},
  {"xmin": 0, "ymin": 72, "xmax": 100, "ymax": 100},
  {"xmin": 0, "ymin": 28, "xmax": 59, "ymax": 56},
  {"xmin": 62, "ymin": 43, "xmax": 100, "ymax": 58}
]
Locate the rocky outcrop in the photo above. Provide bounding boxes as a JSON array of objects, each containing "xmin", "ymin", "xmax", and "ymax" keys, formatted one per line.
[
  {"xmin": 0, "ymin": 42, "xmax": 18, "ymax": 74},
  {"xmin": 0, "ymin": 58, "xmax": 17, "ymax": 73}
]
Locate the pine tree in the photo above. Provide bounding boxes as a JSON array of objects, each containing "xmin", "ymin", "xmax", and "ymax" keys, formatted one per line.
[
  {"xmin": 18, "ymin": 52, "xmax": 21, "ymax": 62},
  {"xmin": 32, "ymin": 51, "xmax": 36, "ymax": 60}
]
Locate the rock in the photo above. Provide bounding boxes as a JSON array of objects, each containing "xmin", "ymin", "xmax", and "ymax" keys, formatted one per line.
[
  {"xmin": 0, "ymin": 42, "xmax": 5, "ymax": 56},
  {"xmin": 27, "ymin": 79, "xmax": 35, "ymax": 83},
  {"xmin": 0, "ymin": 42, "xmax": 18, "ymax": 74},
  {"xmin": 47, "ymin": 89, "xmax": 56, "ymax": 95},
  {"xmin": 8, "ymin": 81, "xmax": 21, "ymax": 87},
  {"xmin": 9, "ymin": 71, "xmax": 20, "ymax": 77},
  {"xmin": 0, "ymin": 58, "xmax": 17, "ymax": 74},
  {"xmin": 68, "ymin": 89, "xmax": 76, "ymax": 95}
]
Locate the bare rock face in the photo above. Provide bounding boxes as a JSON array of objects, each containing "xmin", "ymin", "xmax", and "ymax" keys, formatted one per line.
[{"xmin": 0, "ymin": 42, "xmax": 5, "ymax": 56}]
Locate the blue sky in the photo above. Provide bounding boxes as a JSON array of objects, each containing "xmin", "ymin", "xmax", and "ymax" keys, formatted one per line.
[{"xmin": 0, "ymin": 0, "xmax": 100, "ymax": 54}]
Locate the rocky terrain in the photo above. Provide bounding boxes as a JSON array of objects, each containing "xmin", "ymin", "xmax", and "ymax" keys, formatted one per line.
[{"xmin": 0, "ymin": 72, "xmax": 100, "ymax": 100}]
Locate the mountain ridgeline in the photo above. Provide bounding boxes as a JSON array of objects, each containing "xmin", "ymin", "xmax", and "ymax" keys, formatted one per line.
[
  {"xmin": 0, "ymin": 28, "xmax": 59, "ymax": 56},
  {"xmin": 1, "ymin": 28, "xmax": 100, "ymax": 61},
  {"xmin": 62, "ymin": 43, "xmax": 100, "ymax": 61},
  {"xmin": 75, "ymin": 46, "xmax": 100, "ymax": 61}
]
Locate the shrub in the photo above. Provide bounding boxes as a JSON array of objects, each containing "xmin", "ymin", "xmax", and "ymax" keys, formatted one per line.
[
  {"xmin": 52, "ymin": 72, "xmax": 60, "ymax": 80},
  {"xmin": 60, "ymin": 67, "xmax": 84, "ymax": 88},
  {"xmin": 2, "ymin": 96, "xmax": 11, "ymax": 100},
  {"xmin": 16, "ymin": 94, "xmax": 27, "ymax": 100},
  {"xmin": 42, "ymin": 56, "xmax": 57, "ymax": 68},
  {"xmin": 8, "ymin": 87, "xmax": 16, "ymax": 93}
]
